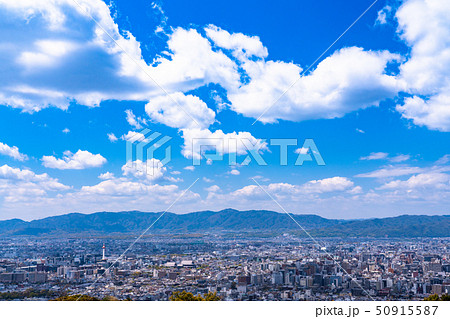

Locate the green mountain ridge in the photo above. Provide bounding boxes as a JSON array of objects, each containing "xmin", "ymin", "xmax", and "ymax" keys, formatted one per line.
[{"xmin": 0, "ymin": 209, "xmax": 448, "ymax": 237}]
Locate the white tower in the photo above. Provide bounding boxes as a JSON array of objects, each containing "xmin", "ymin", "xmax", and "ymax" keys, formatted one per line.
[{"xmin": 102, "ymin": 243, "xmax": 106, "ymax": 260}]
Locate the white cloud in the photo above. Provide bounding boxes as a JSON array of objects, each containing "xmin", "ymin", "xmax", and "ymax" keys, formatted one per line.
[
  {"xmin": 184, "ymin": 166, "xmax": 195, "ymax": 171},
  {"xmin": 0, "ymin": 164, "xmax": 69, "ymax": 203},
  {"xmin": 17, "ymin": 39, "xmax": 77, "ymax": 69},
  {"xmin": 181, "ymin": 128, "xmax": 267, "ymax": 160},
  {"xmin": 376, "ymin": 5, "xmax": 392, "ymax": 25},
  {"xmin": 231, "ymin": 177, "xmax": 355, "ymax": 198},
  {"xmin": 121, "ymin": 159, "xmax": 166, "ymax": 181},
  {"xmin": 395, "ymin": 0, "xmax": 450, "ymax": 131},
  {"xmin": 4, "ymin": 0, "xmax": 439, "ymax": 148},
  {"xmin": 205, "ymin": 185, "xmax": 220, "ymax": 193},
  {"xmin": 0, "ymin": 2, "xmax": 240, "ymax": 113},
  {"xmin": 229, "ymin": 169, "xmax": 240, "ymax": 175},
  {"xmin": 251, "ymin": 175, "xmax": 269, "ymax": 182},
  {"xmin": 0, "ymin": 141, "xmax": 28, "ymax": 161},
  {"xmin": 0, "ymin": 0, "xmax": 154, "ymax": 111},
  {"xmin": 80, "ymin": 178, "xmax": 178, "ymax": 197},
  {"xmin": 356, "ymin": 165, "xmax": 423, "ymax": 178},
  {"xmin": 379, "ymin": 172, "xmax": 450, "ymax": 190},
  {"xmin": 2, "ymin": 0, "xmax": 449, "ymax": 135},
  {"xmin": 230, "ymin": 185, "xmax": 263, "ymax": 198},
  {"xmin": 62, "ymin": 128, "xmax": 70, "ymax": 134},
  {"xmin": 397, "ymin": 95, "xmax": 450, "ymax": 131},
  {"xmin": 205, "ymin": 25, "xmax": 401, "ymax": 126},
  {"xmin": 98, "ymin": 172, "xmax": 114, "ymax": 180},
  {"xmin": 226, "ymin": 47, "xmax": 402, "ymax": 123},
  {"xmin": 389, "ymin": 154, "xmax": 410, "ymax": 163},
  {"xmin": 360, "ymin": 152, "xmax": 389, "ymax": 161},
  {"xmin": 42, "ymin": 150, "xmax": 106, "ymax": 169},
  {"xmin": 150, "ymin": 27, "xmax": 240, "ymax": 93},
  {"xmin": 301, "ymin": 176, "xmax": 354, "ymax": 193},
  {"xmin": 121, "ymin": 131, "xmax": 147, "ymax": 143},
  {"xmin": 125, "ymin": 109, "xmax": 147, "ymax": 129},
  {"xmin": 145, "ymin": 92, "xmax": 215, "ymax": 130},
  {"xmin": 107, "ymin": 133, "xmax": 118, "ymax": 142},
  {"xmin": 0, "ymin": 0, "xmax": 406, "ymax": 128},
  {"xmin": 205, "ymin": 25, "xmax": 268, "ymax": 61},
  {"xmin": 360, "ymin": 152, "xmax": 410, "ymax": 163},
  {"xmin": 0, "ymin": 165, "xmax": 65, "ymax": 187},
  {"xmin": 436, "ymin": 155, "xmax": 450, "ymax": 165},
  {"xmin": 348, "ymin": 186, "xmax": 363, "ymax": 194}
]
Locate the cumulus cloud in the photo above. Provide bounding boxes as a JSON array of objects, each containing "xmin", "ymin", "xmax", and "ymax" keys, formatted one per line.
[
  {"xmin": 0, "ymin": 0, "xmax": 406, "ymax": 126},
  {"xmin": 151, "ymin": 27, "xmax": 240, "ymax": 92},
  {"xmin": 121, "ymin": 159, "xmax": 166, "ymax": 181},
  {"xmin": 0, "ymin": 165, "xmax": 67, "ymax": 188},
  {"xmin": 80, "ymin": 178, "xmax": 177, "ymax": 196},
  {"xmin": 301, "ymin": 176, "xmax": 354, "ymax": 193},
  {"xmin": 231, "ymin": 177, "xmax": 355, "ymax": 199},
  {"xmin": 379, "ymin": 172, "xmax": 450, "ymax": 190},
  {"xmin": 181, "ymin": 128, "xmax": 267, "ymax": 160},
  {"xmin": 0, "ymin": 164, "xmax": 69, "ymax": 203},
  {"xmin": 98, "ymin": 172, "xmax": 114, "ymax": 180},
  {"xmin": 205, "ymin": 25, "xmax": 268, "ymax": 61},
  {"xmin": 0, "ymin": 1, "xmax": 239, "ymax": 113},
  {"xmin": 0, "ymin": 0, "xmax": 153, "ymax": 111},
  {"xmin": 1, "ymin": 0, "xmax": 449, "ymax": 134},
  {"xmin": 42, "ymin": 150, "xmax": 106, "ymax": 169},
  {"xmin": 226, "ymin": 47, "xmax": 402, "ymax": 123},
  {"xmin": 145, "ymin": 92, "xmax": 215, "ymax": 130},
  {"xmin": 0, "ymin": 141, "xmax": 28, "ymax": 161},
  {"xmin": 205, "ymin": 184, "xmax": 220, "ymax": 193},
  {"xmin": 395, "ymin": 0, "xmax": 450, "ymax": 131}
]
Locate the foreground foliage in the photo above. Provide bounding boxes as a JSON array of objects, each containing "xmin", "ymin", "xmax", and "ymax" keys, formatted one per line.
[
  {"xmin": 0, "ymin": 289, "xmax": 57, "ymax": 300},
  {"xmin": 170, "ymin": 291, "xmax": 220, "ymax": 301},
  {"xmin": 424, "ymin": 294, "xmax": 450, "ymax": 301},
  {"xmin": 53, "ymin": 294, "xmax": 118, "ymax": 301}
]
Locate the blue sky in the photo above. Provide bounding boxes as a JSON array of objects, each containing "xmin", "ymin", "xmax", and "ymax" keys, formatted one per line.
[{"xmin": 0, "ymin": 0, "xmax": 449, "ymax": 220}]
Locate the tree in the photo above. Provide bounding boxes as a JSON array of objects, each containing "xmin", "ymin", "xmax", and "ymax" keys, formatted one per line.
[
  {"xmin": 424, "ymin": 294, "xmax": 450, "ymax": 301},
  {"xmin": 53, "ymin": 294, "xmax": 118, "ymax": 301},
  {"xmin": 170, "ymin": 291, "xmax": 220, "ymax": 301},
  {"xmin": 53, "ymin": 294, "xmax": 100, "ymax": 301}
]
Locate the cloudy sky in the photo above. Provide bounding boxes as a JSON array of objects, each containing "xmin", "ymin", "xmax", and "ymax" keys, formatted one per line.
[{"xmin": 0, "ymin": 0, "xmax": 449, "ymax": 221}]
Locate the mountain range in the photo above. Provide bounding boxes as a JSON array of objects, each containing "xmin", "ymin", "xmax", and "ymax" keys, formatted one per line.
[{"xmin": 0, "ymin": 209, "xmax": 449, "ymax": 238}]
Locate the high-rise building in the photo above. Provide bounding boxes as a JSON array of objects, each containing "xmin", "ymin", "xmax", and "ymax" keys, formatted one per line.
[{"xmin": 102, "ymin": 243, "xmax": 106, "ymax": 260}]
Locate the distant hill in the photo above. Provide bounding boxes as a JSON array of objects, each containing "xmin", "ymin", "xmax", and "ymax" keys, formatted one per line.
[{"xmin": 0, "ymin": 209, "xmax": 448, "ymax": 238}]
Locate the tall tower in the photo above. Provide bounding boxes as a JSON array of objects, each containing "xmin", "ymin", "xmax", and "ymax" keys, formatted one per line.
[{"xmin": 102, "ymin": 243, "xmax": 106, "ymax": 260}]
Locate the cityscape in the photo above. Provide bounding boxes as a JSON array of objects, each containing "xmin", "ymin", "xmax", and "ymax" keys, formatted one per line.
[{"xmin": 0, "ymin": 235, "xmax": 449, "ymax": 301}]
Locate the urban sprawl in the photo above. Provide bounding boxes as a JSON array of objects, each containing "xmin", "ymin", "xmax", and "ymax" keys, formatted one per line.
[{"xmin": 0, "ymin": 236, "xmax": 449, "ymax": 300}]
